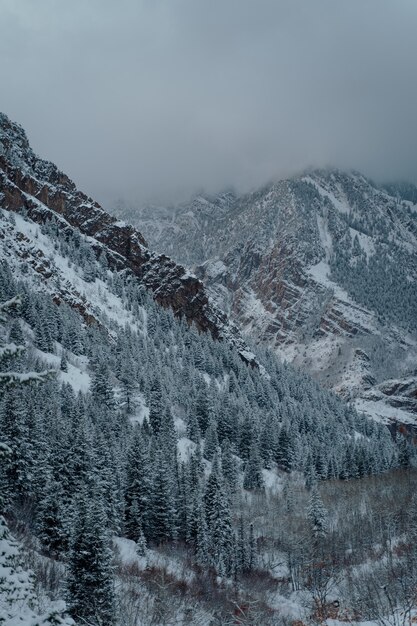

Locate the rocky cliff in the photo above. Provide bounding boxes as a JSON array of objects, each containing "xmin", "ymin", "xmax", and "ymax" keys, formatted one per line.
[
  {"xmin": 0, "ymin": 113, "xmax": 256, "ymax": 365},
  {"xmin": 121, "ymin": 170, "xmax": 417, "ymax": 428}
]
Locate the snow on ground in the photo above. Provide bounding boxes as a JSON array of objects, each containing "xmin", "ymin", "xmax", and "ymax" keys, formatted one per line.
[
  {"xmin": 60, "ymin": 362, "xmax": 91, "ymax": 393},
  {"xmin": 202, "ymin": 259, "xmax": 227, "ymax": 279},
  {"xmin": 174, "ymin": 417, "xmax": 187, "ymax": 437},
  {"xmin": 113, "ymin": 537, "xmax": 195, "ymax": 583},
  {"xmin": 0, "ymin": 208, "xmax": 146, "ymax": 335},
  {"xmin": 262, "ymin": 469, "xmax": 284, "ymax": 496},
  {"xmin": 287, "ymin": 335, "xmax": 341, "ymax": 375},
  {"xmin": 355, "ymin": 397, "xmax": 417, "ymax": 426},
  {"xmin": 316, "ymin": 212, "xmax": 333, "ymax": 260},
  {"xmin": 32, "ymin": 347, "xmax": 91, "ymax": 393},
  {"xmin": 214, "ymin": 372, "xmax": 229, "ymax": 392},
  {"xmin": 302, "ymin": 176, "xmax": 351, "ymax": 215},
  {"xmin": 267, "ymin": 590, "xmax": 309, "ymax": 622},
  {"xmin": 241, "ymin": 288, "xmax": 273, "ymax": 330},
  {"xmin": 308, "ymin": 260, "xmax": 346, "ymax": 299},
  {"xmin": 181, "ymin": 268, "xmax": 197, "ymax": 280},
  {"xmin": 201, "ymin": 372, "xmax": 211, "ymax": 386},
  {"xmin": 129, "ymin": 393, "xmax": 150, "ymax": 426},
  {"xmin": 177, "ymin": 437, "xmax": 197, "ymax": 463},
  {"xmin": 349, "ymin": 228, "xmax": 375, "ymax": 258},
  {"xmin": 308, "ymin": 260, "xmax": 376, "ymax": 334}
]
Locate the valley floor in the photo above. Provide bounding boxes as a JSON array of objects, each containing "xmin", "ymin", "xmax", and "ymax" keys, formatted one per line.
[{"xmin": 8, "ymin": 466, "xmax": 417, "ymax": 626}]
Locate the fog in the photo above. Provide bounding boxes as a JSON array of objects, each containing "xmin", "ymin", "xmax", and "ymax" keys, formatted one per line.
[{"xmin": 1, "ymin": 0, "xmax": 417, "ymax": 207}]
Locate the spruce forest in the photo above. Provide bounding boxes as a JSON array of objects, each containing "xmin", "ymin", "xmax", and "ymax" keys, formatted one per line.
[
  {"xmin": 1, "ymin": 2, "xmax": 417, "ymax": 624},
  {"xmin": 0, "ymin": 200, "xmax": 416, "ymax": 625}
]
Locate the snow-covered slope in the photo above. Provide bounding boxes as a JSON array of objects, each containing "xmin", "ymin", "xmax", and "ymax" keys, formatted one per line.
[
  {"xmin": 1, "ymin": 113, "xmax": 415, "ymax": 625},
  {"xmin": 0, "ymin": 112, "xmax": 257, "ymax": 367},
  {"xmin": 119, "ymin": 170, "xmax": 417, "ymax": 428}
]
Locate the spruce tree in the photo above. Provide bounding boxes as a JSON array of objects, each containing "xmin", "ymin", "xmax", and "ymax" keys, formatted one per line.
[
  {"xmin": 124, "ymin": 427, "xmax": 152, "ymax": 539},
  {"xmin": 148, "ymin": 376, "xmax": 164, "ymax": 435},
  {"xmin": 36, "ymin": 472, "xmax": 69, "ymax": 556},
  {"xmin": 307, "ymin": 485, "xmax": 328, "ymax": 541},
  {"xmin": 66, "ymin": 493, "xmax": 116, "ymax": 626},
  {"xmin": 149, "ymin": 452, "xmax": 176, "ymax": 544},
  {"xmin": 243, "ymin": 442, "xmax": 264, "ymax": 491},
  {"xmin": 204, "ymin": 454, "xmax": 234, "ymax": 575},
  {"xmin": 204, "ymin": 417, "xmax": 219, "ymax": 461}
]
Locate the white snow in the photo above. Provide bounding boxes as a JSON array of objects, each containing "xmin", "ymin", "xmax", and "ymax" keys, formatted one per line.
[
  {"xmin": 262, "ymin": 469, "xmax": 284, "ymax": 495},
  {"xmin": 181, "ymin": 268, "xmax": 197, "ymax": 280},
  {"xmin": 60, "ymin": 362, "xmax": 91, "ymax": 393},
  {"xmin": 349, "ymin": 227, "xmax": 375, "ymax": 258},
  {"xmin": 0, "ymin": 208, "xmax": 147, "ymax": 336},
  {"xmin": 308, "ymin": 260, "xmax": 376, "ymax": 333},
  {"xmin": 129, "ymin": 393, "xmax": 150, "ymax": 425},
  {"xmin": 33, "ymin": 347, "xmax": 91, "ymax": 393},
  {"xmin": 202, "ymin": 372, "xmax": 211, "ymax": 386},
  {"xmin": 174, "ymin": 416, "xmax": 187, "ymax": 437},
  {"xmin": 302, "ymin": 176, "xmax": 350, "ymax": 214},
  {"xmin": 316, "ymin": 212, "xmax": 333, "ymax": 260},
  {"xmin": 113, "ymin": 536, "xmax": 195, "ymax": 582},
  {"xmin": 203, "ymin": 259, "xmax": 227, "ymax": 279},
  {"xmin": 355, "ymin": 397, "xmax": 417, "ymax": 426},
  {"xmin": 177, "ymin": 437, "xmax": 196, "ymax": 463}
]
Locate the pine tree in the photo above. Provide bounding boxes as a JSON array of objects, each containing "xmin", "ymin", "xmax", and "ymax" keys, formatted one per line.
[
  {"xmin": 276, "ymin": 423, "xmax": 294, "ymax": 471},
  {"xmin": 0, "ymin": 389, "xmax": 32, "ymax": 504},
  {"xmin": 195, "ymin": 500, "xmax": 209, "ymax": 567},
  {"xmin": 91, "ymin": 361, "xmax": 115, "ymax": 411},
  {"xmin": 8, "ymin": 319, "xmax": 24, "ymax": 345},
  {"xmin": 221, "ymin": 439, "xmax": 238, "ymax": 497},
  {"xmin": 124, "ymin": 428, "xmax": 152, "ymax": 539},
  {"xmin": 186, "ymin": 411, "xmax": 201, "ymax": 444},
  {"xmin": 148, "ymin": 376, "xmax": 165, "ymax": 435},
  {"xmin": 66, "ymin": 493, "xmax": 116, "ymax": 626},
  {"xmin": 136, "ymin": 523, "xmax": 148, "ymax": 558},
  {"xmin": 243, "ymin": 442, "xmax": 264, "ymax": 491},
  {"xmin": 239, "ymin": 412, "xmax": 254, "ymax": 460},
  {"xmin": 307, "ymin": 485, "xmax": 328, "ymax": 541},
  {"xmin": 36, "ymin": 472, "xmax": 69, "ymax": 556},
  {"xmin": 119, "ymin": 357, "xmax": 137, "ymax": 414},
  {"xmin": 304, "ymin": 449, "xmax": 317, "ymax": 491},
  {"xmin": 148, "ymin": 451, "xmax": 176, "ymax": 544},
  {"xmin": 0, "ymin": 296, "xmax": 72, "ymax": 625},
  {"xmin": 195, "ymin": 384, "xmax": 211, "ymax": 433},
  {"xmin": 0, "ymin": 515, "xmax": 34, "ymax": 617},
  {"xmin": 397, "ymin": 434, "xmax": 411, "ymax": 469},
  {"xmin": 60, "ymin": 349, "xmax": 68, "ymax": 372},
  {"xmin": 204, "ymin": 455, "xmax": 234, "ymax": 575},
  {"xmin": 204, "ymin": 417, "xmax": 219, "ymax": 461}
]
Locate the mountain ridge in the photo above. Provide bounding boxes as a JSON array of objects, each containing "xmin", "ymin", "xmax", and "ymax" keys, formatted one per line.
[
  {"xmin": 0, "ymin": 112, "xmax": 258, "ymax": 366},
  {"xmin": 116, "ymin": 168, "xmax": 417, "ymax": 431}
]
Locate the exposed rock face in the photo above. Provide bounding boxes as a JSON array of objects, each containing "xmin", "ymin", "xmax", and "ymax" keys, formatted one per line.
[
  {"xmin": 122, "ymin": 169, "xmax": 417, "ymax": 427},
  {"xmin": 0, "ymin": 113, "xmax": 256, "ymax": 365},
  {"xmin": 356, "ymin": 376, "xmax": 417, "ymax": 439}
]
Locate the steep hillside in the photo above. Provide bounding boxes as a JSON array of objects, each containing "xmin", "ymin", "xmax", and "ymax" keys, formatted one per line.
[
  {"xmin": 0, "ymin": 191, "xmax": 407, "ymax": 626},
  {"xmin": 0, "ymin": 112, "xmax": 257, "ymax": 366},
  {"xmin": 122, "ymin": 170, "xmax": 417, "ymax": 430},
  {"xmin": 0, "ymin": 114, "xmax": 410, "ymax": 624}
]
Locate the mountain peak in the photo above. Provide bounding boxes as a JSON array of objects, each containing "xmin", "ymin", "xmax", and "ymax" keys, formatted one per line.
[
  {"xmin": 0, "ymin": 113, "xmax": 258, "ymax": 366},
  {"xmin": 118, "ymin": 167, "xmax": 417, "ymax": 429}
]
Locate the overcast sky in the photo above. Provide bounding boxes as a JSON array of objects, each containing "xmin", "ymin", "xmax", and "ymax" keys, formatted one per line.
[{"xmin": 1, "ymin": 0, "xmax": 417, "ymax": 207}]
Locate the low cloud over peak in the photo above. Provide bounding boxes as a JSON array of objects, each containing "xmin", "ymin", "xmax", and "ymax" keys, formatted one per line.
[{"xmin": 1, "ymin": 0, "xmax": 417, "ymax": 207}]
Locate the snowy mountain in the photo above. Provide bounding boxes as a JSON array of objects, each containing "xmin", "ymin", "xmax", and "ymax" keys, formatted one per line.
[
  {"xmin": 1, "ymin": 113, "xmax": 413, "ymax": 624},
  {"xmin": 0, "ymin": 112, "xmax": 259, "ymax": 368},
  {"xmin": 119, "ymin": 170, "xmax": 417, "ymax": 432}
]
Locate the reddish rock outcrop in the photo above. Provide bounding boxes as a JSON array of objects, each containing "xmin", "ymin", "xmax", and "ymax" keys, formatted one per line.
[{"xmin": 0, "ymin": 113, "xmax": 256, "ymax": 365}]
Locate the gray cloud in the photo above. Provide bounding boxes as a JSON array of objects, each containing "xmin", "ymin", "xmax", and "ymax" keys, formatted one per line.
[{"xmin": 1, "ymin": 0, "xmax": 417, "ymax": 207}]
